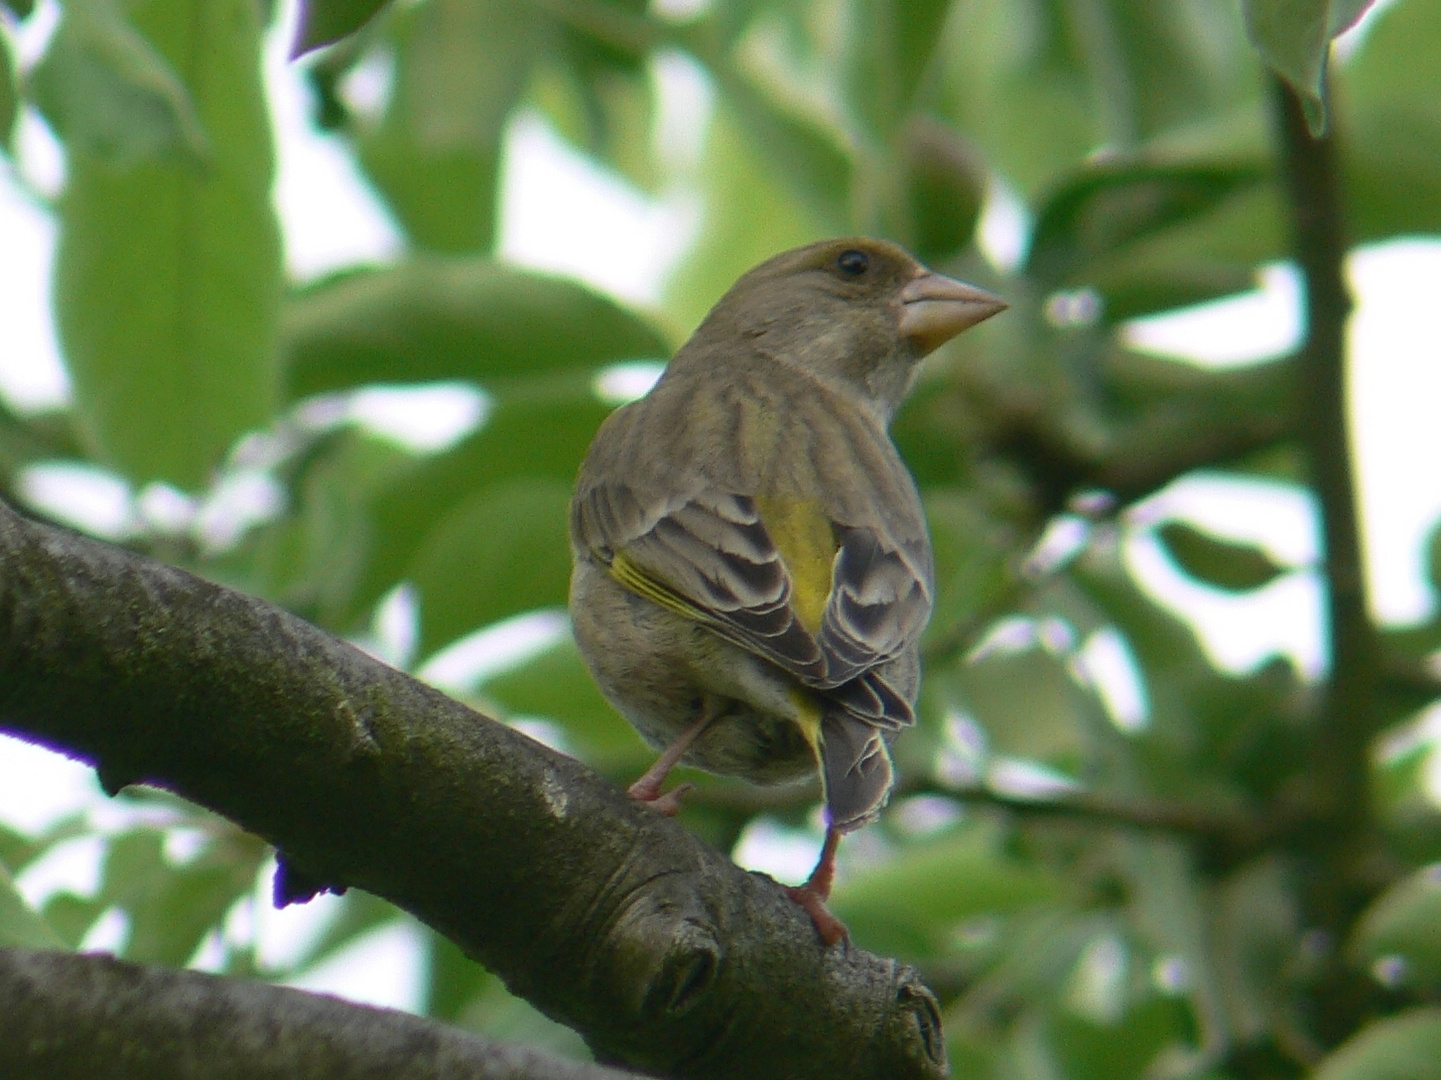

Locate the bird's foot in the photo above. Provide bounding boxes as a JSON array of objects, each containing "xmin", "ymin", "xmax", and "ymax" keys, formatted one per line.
[
  {"xmin": 627, "ymin": 777, "xmax": 695, "ymax": 817},
  {"xmin": 784, "ymin": 824, "xmax": 848, "ymax": 945},
  {"xmin": 785, "ymin": 881, "xmax": 849, "ymax": 947}
]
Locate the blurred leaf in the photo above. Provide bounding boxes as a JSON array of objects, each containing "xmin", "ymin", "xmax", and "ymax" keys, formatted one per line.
[
  {"xmin": 937, "ymin": 0, "xmax": 1257, "ymax": 195},
  {"xmin": 293, "ymin": 0, "xmax": 392, "ymax": 55},
  {"xmin": 355, "ymin": 0, "xmax": 543, "ymax": 253},
  {"xmin": 1049, "ymin": 997, "xmax": 1191, "ymax": 1080},
  {"xmin": 1241, "ymin": 0, "xmax": 1373, "ymax": 133},
  {"xmin": 947, "ymin": 646, "xmax": 1084, "ymax": 765},
  {"xmin": 241, "ymin": 429, "xmax": 415, "ymax": 626},
  {"xmin": 714, "ymin": 67, "xmax": 852, "ymax": 230},
  {"xmin": 1026, "ymin": 160, "xmax": 1266, "ymax": 289},
  {"xmin": 42, "ymin": 893, "xmax": 104, "ymax": 949},
  {"xmin": 0, "ymin": 821, "xmax": 39, "ymax": 874},
  {"xmin": 542, "ymin": 10, "xmax": 658, "ymax": 192},
  {"xmin": 29, "ymin": 0, "xmax": 208, "ymax": 166},
  {"xmin": 1096, "ymin": 263, "xmax": 1259, "ymax": 323},
  {"xmin": 1212, "ymin": 857, "xmax": 1299, "ymax": 1043},
  {"xmin": 407, "ymin": 478, "xmax": 573, "ymax": 655},
  {"xmin": 346, "ymin": 389, "xmax": 611, "ymax": 626},
  {"xmin": 282, "ymin": 258, "xmax": 668, "ymax": 400},
  {"xmin": 0, "ymin": 24, "xmax": 16, "ymax": 151},
  {"xmin": 0, "ymin": 861, "xmax": 64, "ymax": 949},
  {"xmin": 427, "ymin": 932, "xmax": 591, "ymax": 1058},
  {"xmin": 282, "ymin": 890, "xmax": 401, "ymax": 974},
  {"xmin": 100, "ymin": 828, "xmax": 265, "ymax": 967},
  {"xmin": 894, "ymin": 117, "xmax": 987, "ymax": 264},
  {"xmin": 1343, "ymin": 0, "xmax": 1441, "ymax": 110},
  {"xmin": 832, "ymin": 823, "xmax": 1061, "ymax": 959},
  {"xmin": 1350, "ymin": 865, "xmax": 1441, "ymax": 989},
  {"xmin": 52, "ymin": 0, "xmax": 281, "ymax": 489},
  {"xmin": 922, "ymin": 486, "xmax": 1014, "ymax": 639},
  {"xmin": 663, "ymin": 102, "xmax": 827, "ymax": 334},
  {"xmin": 2, "ymin": 0, "xmax": 34, "ymax": 19},
  {"xmin": 844, "ymin": 0, "xmax": 952, "ymax": 138},
  {"xmin": 1344, "ymin": 108, "xmax": 1441, "ymax": 244},
  {"xmin": 1155, "ymin": 520, "xmax": 1287, "ymax": 592},
  {"xmin": 1312, "ymin": 1009, "xmax": 1441, "ymax": 1080}
]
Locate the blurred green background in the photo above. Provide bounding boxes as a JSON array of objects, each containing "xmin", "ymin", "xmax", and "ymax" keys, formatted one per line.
[{"xmin": 3, "ymin": 0, "xmax": 1441, "ymax": 1076}]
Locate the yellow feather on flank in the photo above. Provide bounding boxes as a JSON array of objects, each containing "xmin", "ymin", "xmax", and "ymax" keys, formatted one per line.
[
  {"xmin": 754, "ymin": 496, "xmax": 837, "ymax": 634},
  {"xmin": 788, "ymin": 687, "xmax": 825, "ymax": 747},
  {"xmin": 607, "ymin": 550, "xmax": 709, "ymax": 623}
]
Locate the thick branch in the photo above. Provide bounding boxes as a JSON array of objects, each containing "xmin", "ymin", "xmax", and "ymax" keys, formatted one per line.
[
  {"xmin": 0, "ymin": 500, "xmax": 945, "ymax": 1080},
  {"xmin": 0, "ymin": 947, "xmax": 641, "ymax": 1080}
]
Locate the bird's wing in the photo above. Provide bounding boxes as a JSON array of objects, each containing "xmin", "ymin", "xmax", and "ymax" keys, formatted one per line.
[{"xmin": 574, "ymin": 481, "xmax": 931, "ymax": 729}]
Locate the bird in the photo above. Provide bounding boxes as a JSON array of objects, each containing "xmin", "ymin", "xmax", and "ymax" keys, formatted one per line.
[{"xmin": 568, "ymin": 237, "xmax": 1005, "ymax": 944}]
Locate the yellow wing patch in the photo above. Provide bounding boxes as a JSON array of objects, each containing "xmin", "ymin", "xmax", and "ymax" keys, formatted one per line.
[{"xmin": 754, "ymin": 496, "xmax": 837, "ymax": 634}]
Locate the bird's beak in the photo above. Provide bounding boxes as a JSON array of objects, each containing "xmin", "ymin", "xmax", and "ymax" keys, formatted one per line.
[{"xmin": 898, "ymin": 272, "xmax": 1007, "ymax": 356}]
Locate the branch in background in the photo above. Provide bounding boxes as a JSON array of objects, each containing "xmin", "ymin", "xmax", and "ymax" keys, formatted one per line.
[
  {"xmin": 1271, "ymin": 66, "xmax": 1394, "ymax": 1050},
  {"xmin": 0, "ymin": 948, "xmax": 643, "ymax": 1080},
  {"xmin": 1271, "ymin": 74, "xmax": 1377, "ymax": 835},
  {"xmin": 0, "ymin": 500, "xmax": 945, "ymax": 1080},
  {"xmin": 688, "ymin": 771, "xmax": 1273, "ymax": 850}
]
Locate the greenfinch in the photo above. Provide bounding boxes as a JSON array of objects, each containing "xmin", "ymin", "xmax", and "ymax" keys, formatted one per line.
[{"xmin": 569, "ymin": 237, "xmax": 1005, "ymax": 943}]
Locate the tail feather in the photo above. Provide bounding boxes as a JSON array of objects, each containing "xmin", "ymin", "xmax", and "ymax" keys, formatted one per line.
[{"xmin": 819, "ymin": 712, "xmax": 895, "ymax": 832}]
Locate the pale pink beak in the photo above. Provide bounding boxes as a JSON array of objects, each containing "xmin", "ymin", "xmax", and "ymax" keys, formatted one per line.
[{"xmin": 898, "ymin": 272, "xmax": 1007, "ymax": 356}]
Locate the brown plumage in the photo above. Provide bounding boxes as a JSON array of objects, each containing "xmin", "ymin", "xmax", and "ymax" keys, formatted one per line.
[{"xmin": 569, "ymin": 237, "xmax": 1005, "ymax": 943}]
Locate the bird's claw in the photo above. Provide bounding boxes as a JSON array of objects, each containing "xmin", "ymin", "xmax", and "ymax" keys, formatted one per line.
[{"xmin": 627, "ymin": 780, "xmax": 694, "ymax": 817}]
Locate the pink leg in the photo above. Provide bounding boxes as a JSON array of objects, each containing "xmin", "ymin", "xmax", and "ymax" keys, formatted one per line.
[
  {"xmin": 785, "ymin": 824, "xmax": 849, "ymax": 946},
  {"xmin": 627, "ymin": 704, "xmax": 716, "ymax": 815}
]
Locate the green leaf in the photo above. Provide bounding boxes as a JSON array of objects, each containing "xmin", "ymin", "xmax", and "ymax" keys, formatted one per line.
[
  {"xmin": 831, "ymin": 824, "xmax": 1060, "ymax": 958},
  {"xmin": 42, "ymin": 893, "xmax": 104, "ymax": 949},
  {"xmin": 1343, "ymin": 0, "xmax": 1441, "ymax": 111},
  {"xmin": 1350, "ymin": 866, "xmax": 1441, "ymax": 988},
  {"xmin": 1241, "ymin": 0, "xmax": 1374, "ymax": 134},
  {"xmin": 1344, "ymin": 108, "xmax": 1441, "ymax": 245},
  {"xmin": 0, "ymin": 860, "xmax": 65, "ymax": 949},
  {"xmin": 935, "ymin": 0, "xmax": 1258, "ymax": 196},
  {"xmin": 238, "ymin": 429, "xmax": 415, "ymax": 629},
  {"xmin": 281, "ymin": 258, "xmax": 668, "ymax": 400},
  {"xmin": 293, "ymin": 0, "xmax": 392, "ymax": 55},
  {"xmin": 894, "ymin": 117, "xmax": 987, "ymax": 264},
  {"xmin": 1312, "ymin": 1009, "xmax": 1441, "ymax": 1080},
  {"xmin": 0, "ymin": 23, "xmax": 16, "ymax": 152},
  {"xmin": 52, "ymin": 0, "xmax": 282, "ymax": 490},
  {"xmin": 1155, "ymin": 521, "xmax": 1288, "ymax": 592},
  {"xmin": 344, "ymin": 389, "xmax": 612, "ymax": 625},
  {"xmin": 408, "ymin": 479, "xmax": 572, "ymax": 655},
  {"xmin": 28, "ymin": 0, "xmax": 208, "ymax": 166},
  {"xmin": 355, "ymin": 0, "xmax": 544, "ymax": 253},
  {"xmin": 662, "ymin": 102, "xmax": 827, "ymax": 334},
  {"xmin": 1026, "ymin": 160, "xmax": 1266, "ymax": 289},
  {"xmin": 714, "ymin": 67, "xmax": 852, "ymax": 231},
  {"xmin": 1343, "ymin": 0, "xmax": 1441, "ymax": 243},
  {"xmin": 843, "ymin": 0, "xmax": 952, "ymax": 138}
]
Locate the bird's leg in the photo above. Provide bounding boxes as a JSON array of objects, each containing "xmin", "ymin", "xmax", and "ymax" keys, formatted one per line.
[
  {"xmin": 627, "ymin": 701, "xmax": 718, "ymax": 815},
  {"xmin": 785, "ymin": 823, "xmax": 849, "ymax": 946}
]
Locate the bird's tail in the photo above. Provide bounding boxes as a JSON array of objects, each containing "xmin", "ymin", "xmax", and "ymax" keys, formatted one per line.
[{"xmin": 819, "ymin": 711, "xmax": 895, "ymax": 832}]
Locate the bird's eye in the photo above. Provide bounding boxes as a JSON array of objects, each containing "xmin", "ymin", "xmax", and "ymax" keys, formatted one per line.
[{"xmin": 837, "ymin": 250, "xmax": 869, "ymax": 277}]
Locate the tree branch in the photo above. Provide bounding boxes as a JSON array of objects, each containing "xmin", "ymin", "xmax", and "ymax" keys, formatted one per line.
[
  {"xmin": 0, "ymin": 947, "xmax": 642, "ymax": 1080},
  {"xmin": 0, "ymin": 500, "xmax": 945, "ymax": 1080},
  {"xmin": 1272, "ymin": 73, "xmax": 1376, "ymax": 837}
]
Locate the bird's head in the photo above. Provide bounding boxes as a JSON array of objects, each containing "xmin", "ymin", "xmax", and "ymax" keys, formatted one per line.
[{"xmin": 686, "ymin": 237, "xmax": 1006, "ymax": 421}]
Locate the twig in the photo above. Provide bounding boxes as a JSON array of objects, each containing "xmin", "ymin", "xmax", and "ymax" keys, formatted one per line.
[{"xmin": 1272, "ymin": 73, "xmax": 1375, "ymax": 830}]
